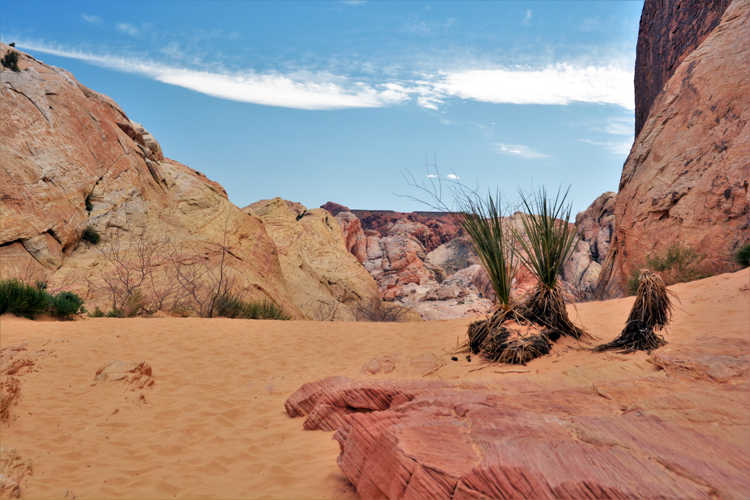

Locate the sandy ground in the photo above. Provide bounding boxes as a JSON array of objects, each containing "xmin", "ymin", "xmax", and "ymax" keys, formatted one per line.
[{"xmin": 1, "ymin": 269, "xmax": 748, "ymax": 499}]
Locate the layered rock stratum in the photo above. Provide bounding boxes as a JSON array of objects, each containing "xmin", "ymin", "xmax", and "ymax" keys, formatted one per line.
[
  {"xmin": 0, "ymin": 44, "xmax": 381, "ymax": 319},
  {"xmin": 604, "ymin": 0, "xmax": 750, "ymax": 292}
]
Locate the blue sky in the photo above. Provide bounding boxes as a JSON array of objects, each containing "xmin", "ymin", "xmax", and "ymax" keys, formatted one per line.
[{"xmin": 2, "ymin": 1, "xmax": 643, "ymax": 214}]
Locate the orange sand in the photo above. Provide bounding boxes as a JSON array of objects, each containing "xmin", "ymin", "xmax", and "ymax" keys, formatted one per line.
[{"xmin": 1, "ymin": 269, "xmax": 748, "ymax": 499}]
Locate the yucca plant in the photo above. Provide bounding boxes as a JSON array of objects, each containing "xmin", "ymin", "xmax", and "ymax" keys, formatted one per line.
[
  {"xmin": 596, "ymin": 270, "xmax": 671, "ymax": 353},
  {"xmin": 455, "ymin": 189, "xmax": 515, "ymax": 307},
  {"xmin": 513, "ymin": 187, "xmax": 586, "ymax": 339},
  {"xmin": 454, "ymin": 189, "xmax": 520, "ymax": 354}
]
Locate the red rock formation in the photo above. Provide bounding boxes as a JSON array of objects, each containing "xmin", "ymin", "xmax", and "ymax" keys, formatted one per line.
[
  {"xmin": 287, "ymin": 332, "xmax": 750, "ymax": 499},
  {"xmin": 320, "ymin": 201, "xmax": 351, "ymax": 216},
  {"xmin": 562, "ymin": 192, "xmax": 616, "ymax": 292},
  {"xmin": 606, "ymin": 1, "xmax": 750, "ymax": 291},
  {"xmin": 334, "ymin": 211, "xmax": 368, "ymax": 263},
  {"xmin": 353, "ymin": 210, "xmax": 461, "ymax": 253},
  {"xmin": 635, "ymin": 0, "xmax": 732, "ymax": 136}
]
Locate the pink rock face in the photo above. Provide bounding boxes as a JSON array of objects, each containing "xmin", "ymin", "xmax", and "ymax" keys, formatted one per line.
[
  {"xmin": 635, "ymin": 0, "xmax": 732, "ymax": 136},
  {"xmin": 335, "ymin": 211, "xmax": 368, "ymax": 263},
  {"xmin": 287, "ymin": 331, "xmax": 750, "ymax": 500},
  {"xmin": 606, "ymin": 1, "xmax": 750, "ymax": 291},
  {"xmin": 353, "ymin": 210, "xmax": 461, "ymax": 253}
]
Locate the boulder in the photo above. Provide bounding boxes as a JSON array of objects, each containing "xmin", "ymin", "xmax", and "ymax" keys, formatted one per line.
[
  {"xmin": 0, "ymin": 43, "xmax": 303, "ymax": 318},
  {"xmin": 245, "ymin": 198, "xmax": 382, "ymax": 321},
  {"xmin": 287, "ymin": 331, "xmax": 750, "ymax": 500}
]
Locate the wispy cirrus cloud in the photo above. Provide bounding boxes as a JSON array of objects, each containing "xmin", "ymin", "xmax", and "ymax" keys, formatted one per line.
[
  {"xmin": 81, "ymin": 14, "xmax": 102, "ymax": 25},
  {"xmin": 579, "ymin": 139, "xmax": 632, "ymax": 156},
  {"xmin": 117, "ymin": 23, "xmax": 139, "ymax": 36},
  {"xmin": 523, "ymin": 10, "xmax": 533, "ymax": 26},
  {"xmin": 15, "ymin": 41, "xmax": 409, "ymax": 110},
  {"xmin": 492, "ymin": 143, "xmax": 549, "ymax": 159},
  {"xmin": 15, "ymin": 40, "xmax": 634, "ymax": 112}
]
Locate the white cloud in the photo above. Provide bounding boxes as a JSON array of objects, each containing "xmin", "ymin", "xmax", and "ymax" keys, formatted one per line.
[
  {"xmin": 446, "ymin": 174, "xmax": 460, "ymax": 180},
  {"xmin": 426, "ymin": 174, "xmax": 438, "ymax": 178},
  {"xmin": 524, "ymin": 10, "xmax": 532, "ymax": 25},
  {"xmin": 117, "ymin": 23, "xmax": 139, "ymax": 36},
  {"xmin": 15, "ymin": 41, "xmax": 410, "ymax": 110},
  {"xmin": 428, "ymin": 64, "xmax": 634, "ymax": 110},
  {"xmin": 604, "ymin": 117, "xmax": 634, "ymax": 135},
  {"xmin": 81, "ymin": 14, "xmax": 102, "ymax": 24},
  {"xmin": 492, "ymin": 143, "xmax": 549, "ymax": 159},
  {"xmin": 579, "ymin": 139, "xmax": 633, "ymax": 156},
  {"xmin": 16, "ymin": 41, "xmax": 634, "ymax": 112}
]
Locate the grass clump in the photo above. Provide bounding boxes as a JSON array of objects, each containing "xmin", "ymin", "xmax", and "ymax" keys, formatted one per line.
[
  {"xmin": 0, "ymin": 279, "xmax": 85, "ymax": 319},
  {"xmin": 735, "ymin": 244, "xmax": 750, "ymax": 268},
  {"xmin": 89, "ymin": 306, "xmax": 105, "ymax": 318},
  {"xmin": 2, "ymin": 50, "xmax": 20, "ymax": 72},
  {"xmin": 213, "ymin": 292, "xmax": 290, "ymax": 320},
  {"xmin": 82, "ymin": 226, "xmax": 100, "ymax": 244}
]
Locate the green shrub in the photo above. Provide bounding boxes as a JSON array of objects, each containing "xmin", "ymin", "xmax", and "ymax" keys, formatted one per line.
[
  {"xmin": 85, "ymin": 195, "xmax": 93, "ymax": 212},
  {"xmin": 627, "ymin": 243, "xmax": 711, "ymax": 295},
  {"xmin": 213, "ymin": 292, "xmax": 290, "ymax": 320},
  {"xmin": 0, "ymin": 279, "xmax": 51, "ymax": 318},
  {"xmin": 49, "ymin": 291, "xmax": 85, "ymax": 320},
  {"xmin": 106, "ymin": 308, "xmax": 124, "ymax": 318},
  {"xmin": 734, "ymin": 244, "xmax": 750, "ymax": 268},
  {"xmin": 82, "ymin": 226, "xmax": 100, "ymax": 244},
  {"xmin": 1, "ymin": 50, "xmax": 20, "ymax": 72},
  {"xmin": 0, "ymin": 279, "xmax": 85, "ymax": 319},
  {"xmin": 89, "ymin": 306, "xmax": 105, "ymax": 317}
]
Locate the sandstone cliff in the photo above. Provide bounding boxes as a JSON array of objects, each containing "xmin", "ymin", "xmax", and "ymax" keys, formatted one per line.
[
  {"xmin": 605, "ymin": 0, "xmax": 750, "ymax": 291},
  {"xmin": 635, "ymin": 0, "xmax": 732, "ymax": 136},
  {"xmin": 0, "ymin": 44, "xmax": 380, "ymax": 320},
  {"xmin": 245, "ymin": 199, "xmax": 382, "ymax": 321}
]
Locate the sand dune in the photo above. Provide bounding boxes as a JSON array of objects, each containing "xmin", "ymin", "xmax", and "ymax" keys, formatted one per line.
[{"xmin": 1, "ymin": 268, "xmax": 748, "ymax": 499}]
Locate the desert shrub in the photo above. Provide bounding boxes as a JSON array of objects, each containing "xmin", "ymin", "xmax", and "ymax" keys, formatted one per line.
[
  {"xmin": 353, "ymin": 299, "xmax": 414, "ymax": 322},
  {"xmin": 83, "ymin": 226, "xmax": 100, "ymax": 244},
  {"xmin": 213, "ymin": 291, "xmax": 290, "ymax": 320},
  {"xmin": 627, "ymin": 243, "xmax": 710, "ymax": 295},
  {"xmin": 0, "ymin": 279, "xmax": 51, "ymax": 318},
  {"xmin": 85, "ymin": 195, "xmax": 93, "ymax": 212},
  {"xmin": 2, "ymin": 50, "xmax": 20, "ymax": 72},
  {"xmin": 89, "ymin": 306, "xmax": 105, "ymax": 318},
  {"xmin": 48, "ymin": 291, "xmax": 85, "ymax": 320},
  {"xmin": 106, "ymin": 308, "xmax": 124, "ymax": 318},
  {"xmin": 735, "ymin": 244, "xmax": 750, "ymax": 268},
  {"xmin": 0, "ymin": 279, "xmax": 85, "ymax": 319}
]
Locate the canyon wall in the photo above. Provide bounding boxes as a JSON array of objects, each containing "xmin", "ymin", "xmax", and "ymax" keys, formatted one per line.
[
  {"xmin": 0, "ymin": 44, "xmax": 381, "ymax": 319},
  {"xmin": 635, "ymin": 0, "xmax": 732, "ymax": 136},
  {"xmin": 605, "ymin": 0, "xmax": 750, "ymax": 292}
]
